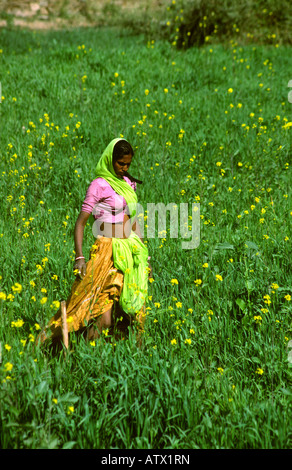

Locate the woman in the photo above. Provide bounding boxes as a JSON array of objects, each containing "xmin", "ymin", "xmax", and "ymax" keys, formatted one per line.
[{"xmin": 39, "ymin": 138, "xmax": 150, "ymax": 345}]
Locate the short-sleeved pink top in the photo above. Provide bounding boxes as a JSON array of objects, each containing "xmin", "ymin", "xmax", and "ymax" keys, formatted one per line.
[{"xmin": 81, "ymin": 176, "xmax": 136, "ymax": 224}]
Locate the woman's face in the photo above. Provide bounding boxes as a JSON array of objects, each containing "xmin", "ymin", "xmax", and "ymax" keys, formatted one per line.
[{"xmin": 113, "ymin": 153, "xmax": 132, "ymax": 178}]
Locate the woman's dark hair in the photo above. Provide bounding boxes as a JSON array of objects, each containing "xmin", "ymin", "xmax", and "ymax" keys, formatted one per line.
[
  {"xmin": 113, "ymin": 139, "xmax": 142, "ymax": 184},
  {"xmin": 113, "ymin": 139, "xmax": 134, "ymax": 162}
]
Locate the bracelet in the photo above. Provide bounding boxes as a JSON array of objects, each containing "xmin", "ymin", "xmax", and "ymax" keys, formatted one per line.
[{"xmin": 75, "ymin": 256, "xmax": 85, "ymax": 261}]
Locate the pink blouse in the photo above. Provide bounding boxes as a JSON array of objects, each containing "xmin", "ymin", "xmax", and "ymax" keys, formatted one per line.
[{"xmin": 81, "ymin": 176, "xmax": 136, "ymax": 224}]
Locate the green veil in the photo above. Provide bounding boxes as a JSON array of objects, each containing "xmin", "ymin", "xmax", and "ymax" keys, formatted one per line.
[{"xmin": 95, "ymin": 138, "xmax": 148, "ymax": 315}]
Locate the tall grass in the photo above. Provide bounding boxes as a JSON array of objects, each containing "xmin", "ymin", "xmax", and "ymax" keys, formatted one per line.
[{"xmin": 0, "ymin": 26, "xmax": 291, "ymax": 449}]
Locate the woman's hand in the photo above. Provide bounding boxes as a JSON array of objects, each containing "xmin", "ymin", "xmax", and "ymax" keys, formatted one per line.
[{"xmin": 73, "ymin": 258, "xmax": 87, "ymax": 279}]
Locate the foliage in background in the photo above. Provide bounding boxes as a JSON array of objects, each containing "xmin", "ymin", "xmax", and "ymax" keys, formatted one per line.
[
  {"xmin": 120, "ymin": 0, "xmax": 292, "ymax": 48},
  {"xmin": 0, "ymin": 0, "xmax": 292, "ymax": 46},
  {"xmin": 165, "ymin": 0, "xmax": 292, "ymax": 48}
]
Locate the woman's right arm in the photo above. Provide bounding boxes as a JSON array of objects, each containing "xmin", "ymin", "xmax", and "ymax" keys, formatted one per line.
[{"xmin": 73, "ymin": 211, "xmax": 91, "ymax": 279}]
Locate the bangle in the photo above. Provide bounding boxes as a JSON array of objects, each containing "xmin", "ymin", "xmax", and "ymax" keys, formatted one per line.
[{"xmin": 75, "ymin": 256, "xmax": 85, "ymax": 260}]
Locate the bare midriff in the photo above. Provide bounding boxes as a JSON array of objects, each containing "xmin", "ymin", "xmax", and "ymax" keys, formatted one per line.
[{"xmin": 99, "ymin": 214, "xmax": 132, "ymax": 239}]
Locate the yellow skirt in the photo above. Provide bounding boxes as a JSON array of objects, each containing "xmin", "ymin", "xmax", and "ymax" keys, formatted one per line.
[{"xmin": 39, "ymin": 236, "xmax": 145, "ymax": 344}]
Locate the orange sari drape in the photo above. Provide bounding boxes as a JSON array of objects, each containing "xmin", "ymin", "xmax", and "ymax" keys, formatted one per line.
[{"xmin": 38, "ymin": 237, "xmax": 145, "ymax": 344}]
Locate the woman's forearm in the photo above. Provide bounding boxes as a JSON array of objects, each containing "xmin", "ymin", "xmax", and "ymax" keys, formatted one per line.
[
  {"xmin": 74, "ymin": 223, "xmax": 84, "ymax": 257},
  {"xmin": 74, "ymin": 211, "xmax": 90, "ymax": 257}
]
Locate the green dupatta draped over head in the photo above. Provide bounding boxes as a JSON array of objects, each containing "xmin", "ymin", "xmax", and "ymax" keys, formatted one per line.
[{"xmin": 95, "ymin": 138, "xmax": 148, "ymax": 315}]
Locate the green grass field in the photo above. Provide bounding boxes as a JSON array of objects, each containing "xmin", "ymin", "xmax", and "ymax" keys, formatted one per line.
[{"xmin": 0, "ymin": 25, "xmax": 291, "ymax": 449}]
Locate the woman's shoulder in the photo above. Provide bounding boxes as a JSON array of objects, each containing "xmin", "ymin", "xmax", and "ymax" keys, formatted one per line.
[
  {"xmin": 87, "ymin": 177, "xmax": 112, "ymax": 190},
  {"xmin": 90, "ymin": 177, "xmax": 109, "ymax": 185},
  {"xmin": 85, "ymin": 178, "xmax": 114, "ymax": 199}
]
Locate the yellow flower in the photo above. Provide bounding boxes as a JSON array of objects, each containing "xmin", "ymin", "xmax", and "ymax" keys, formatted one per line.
[
  {"xmin": 176, "ymin": 302, "xmax": 182, "ymax": 308},
  {"xmin": 194, "ymin": 279, "xmax": 202, "ymax": 286},
  {"xmin": 5, "ymin": 344, "xmax": 11, "ymax": 351},
  {"xmin": 11, "ymin": 283, "xmax": 22, "ymax": 293},
  {"xmin": 256, "ymin": 367, "xmax": 264, "ymax": 375},
  {"xmin": 184, "ymin": 338, "xmax": 191, "ymax": 345},
  {"xmin": 271, "ymin": 283, "xmax": 279, "ymax": 290},
  {"xmin": 52, "ymin": 398, "xmax": 58, "ymax": 404},
  {"xmin": 51, "ymin": 300, "xmax": 60, "ymax": 310},
  {"xmin": 4, "ymin": 362, "xmax": 13, "ymax": 372},
  {"xmin": 215, "ymin": 274, "xmax": 223, "ymax": 281},
  {"xmin": 0, "ymin": 292, "xmax": 7, "ymax": 301},
  {"xmin": 171, "ymin": 278, "xmax": 178, "ymax": 285},
  {"xmin": 207, "ymin": 309, "xmax": 214, "ymax": 321},
  {"xmin": 67, "ymin": 405, "xmax": 75, "ymax": 415},
  {"xmin": 228, "ymin": 88, "xmax": 233, "ymax": 93},
  {"xmin": 171, "ymin": 339, "xmax": 177, "ymax": 345},
  {"xmin": 202, "ymin": 263, "xmax": 209, "ymax": 268},
  {"xmin": 11, "ymin": 319, "xmax": 24, "ymax": 328},
  {"xmin": 217, "ymin": 367, "xmax": 224, "ymax": 375},
  {"xmin": 253, "ymin": 315, "xmax": 262, "ymax": 324},
  {"xmin": 284, "ymin": 295, "xmax": 291, "ymax": 301},
  {"xmin": 36, "ymin": 264, "xmax": 43, "ymax": 274},
  {"xmin": 40, "ymin": 297, "xmax": 47, "ymax": 305}
]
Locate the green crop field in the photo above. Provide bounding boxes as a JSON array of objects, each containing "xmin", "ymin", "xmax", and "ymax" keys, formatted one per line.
[{"xmin": 0, "ymin": 24, "xmax": 291, "ymax": 449}]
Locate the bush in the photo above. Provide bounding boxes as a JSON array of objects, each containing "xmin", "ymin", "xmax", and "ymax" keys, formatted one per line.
[
  {"xmin": 172, "ymin": 0, "xmax": 292, "ymax": 48},
  {"xmin": 118, "ymin": 0, "xmax": 292, "ymax": 48}
]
